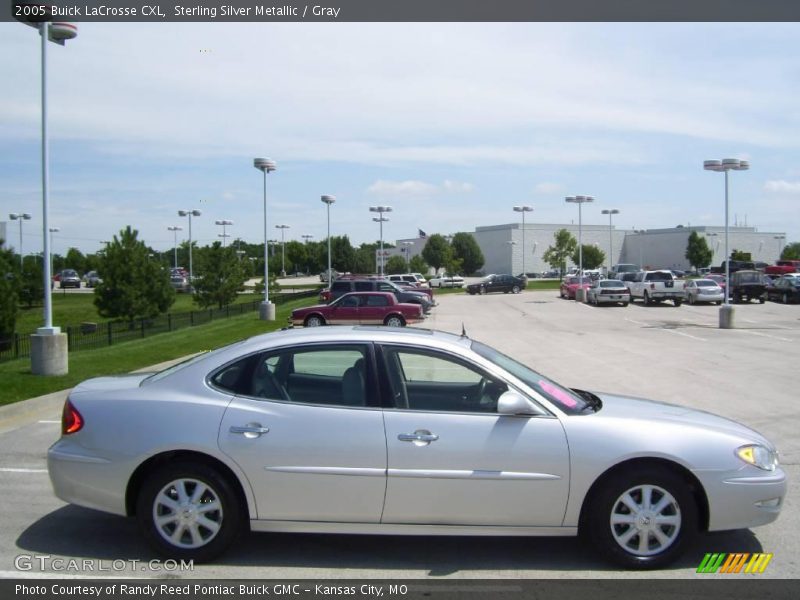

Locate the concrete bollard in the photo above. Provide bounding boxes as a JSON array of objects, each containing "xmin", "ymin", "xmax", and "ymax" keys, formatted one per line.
[
  {"xmin": 259, "ymin": 301, "xmax": 276, "ymax": 321},
  {"xmin": 719, "ymin": 304, "xmax": 735, "ymax": 329}
]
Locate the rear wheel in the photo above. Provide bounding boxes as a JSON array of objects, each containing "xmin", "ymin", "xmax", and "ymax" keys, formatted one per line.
[
  {"xmin": 136, "ymin": 462, "xmax": 243, "ymax": 562},
  {"xmin": 305, "ymin": 315, "xmax": 325, "ymax": 327},
  {"xmin": 512, "ymin": 285, "xmax": 521, "ymax": 294},
  {"xmin": 643, "ymin": 291, "xmax": 651, "ymax": 306},
  {"xmin": 673, "ymin": 299, "xmax": 682, "ymax": 307},
  {"xmin": 586, "ymin": 466, "xmax": 697, "ymax": 569},
  {"xmin": 384, "ymin": 315, "xmax": 405, "ymax": 327}
]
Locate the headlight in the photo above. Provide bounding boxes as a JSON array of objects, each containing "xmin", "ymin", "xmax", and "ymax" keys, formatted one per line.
[{"xmin": 736, "ymin": 444, "xmax": 779, "ymax": 471}]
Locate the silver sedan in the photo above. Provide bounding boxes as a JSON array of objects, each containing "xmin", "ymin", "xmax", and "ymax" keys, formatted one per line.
[
  {"xmin": 684, "ymin": 278, "xmax": 724, "ymax": 305},
  {"xmin": 48, "ymin": 327, "xmax": 786, "ymax": 568}
]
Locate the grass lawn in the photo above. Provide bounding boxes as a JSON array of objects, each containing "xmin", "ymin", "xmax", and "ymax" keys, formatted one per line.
[{"xmin": 0, "ymin": 296, "xmax": 315, "ymax": 406}]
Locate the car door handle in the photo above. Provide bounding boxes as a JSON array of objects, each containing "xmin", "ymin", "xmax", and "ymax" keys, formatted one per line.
[
  {"xmin": 398, "ymin": 431, "xmax": 439, "ymax": 443},
  {"xmin": 229, "ymin": 424, "xmax": 270, "ymax": 435}
]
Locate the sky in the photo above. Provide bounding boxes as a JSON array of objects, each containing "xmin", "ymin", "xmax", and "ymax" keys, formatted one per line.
[{"xmin": 1, "ymin": 21, "xmax": 799, "ymax": 258}]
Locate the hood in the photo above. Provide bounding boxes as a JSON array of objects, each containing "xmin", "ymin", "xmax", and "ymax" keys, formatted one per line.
[
  {"xmin": 592, "ymin": 392, "xmax": 771, "ymax": 446},
  {"xmin": 70, "ymin": 373, "xmax": 152, "ymax": 394}
]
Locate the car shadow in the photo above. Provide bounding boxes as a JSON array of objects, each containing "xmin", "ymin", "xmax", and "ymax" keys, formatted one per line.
[{"xmin": 16, "ymin": 506, "xmax": 764, "ymax": 575}]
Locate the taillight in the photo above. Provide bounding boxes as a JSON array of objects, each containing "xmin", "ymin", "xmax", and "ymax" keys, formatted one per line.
[
  {"xmin": 650, "ymin": 283, "xmax": 655, "ymax": 290},
  {"xmin": 62, "ymin": 399, "xmax": 83, "ymax": 435}
]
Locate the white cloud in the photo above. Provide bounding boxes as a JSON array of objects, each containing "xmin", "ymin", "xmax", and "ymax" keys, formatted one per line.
[
  {"xmin": 442, "ymin": 180, "xmax": 475, "ymax": 193},
  {"xmin": 534, "ymin": 182, "xmax": 564, "ymax": 195},
  {"xmin": 367, "ymin": 179, "xmax": 474, "ymax": 196},
  {"xmin": 764, "ymin": 180, "xmax": 800, "ymax": 195}
]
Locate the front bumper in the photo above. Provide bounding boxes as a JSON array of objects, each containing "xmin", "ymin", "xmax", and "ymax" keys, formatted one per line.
[{"xmin": 700, "ymin": 467, "xmax": 787, "ymax": 531}]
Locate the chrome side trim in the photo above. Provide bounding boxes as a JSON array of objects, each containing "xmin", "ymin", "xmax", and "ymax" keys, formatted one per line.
[
  {"xmin": 264, "ymin": 466, "xmax": 386, "ymax": 477},
  {"xmin": 387, "ymin": 469, "xmax": 561, "ymax": 481},
  {"xmin": 250, "ymin": 520, "xmax": 577, "ymax": 537}
]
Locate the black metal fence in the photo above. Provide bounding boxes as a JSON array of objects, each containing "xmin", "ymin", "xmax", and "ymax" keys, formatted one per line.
[{"xmin": 0, "ymin": 290, "xmax": 318, "ymax": 363}]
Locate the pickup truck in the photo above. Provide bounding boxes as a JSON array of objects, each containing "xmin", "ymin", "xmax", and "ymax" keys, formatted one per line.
[
  {"xmin": 628, "ymin": 270, "xmax": 685, "ymax": 306},
  {"xmin": 765, "ymin": 260, "xmax": 800, "ymax": 276}
]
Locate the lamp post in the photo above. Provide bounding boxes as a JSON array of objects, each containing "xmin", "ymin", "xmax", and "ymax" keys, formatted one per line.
[
  {"xmin": 601, "ymin": 209, "xmax": 620, "ymax": 275},
  {"xmin": 565, "ymin": 196, "xmax": 594, "ymax": 301},
  {"xmin": 512, "ymin": 205, "xmax": 533, "ymax": 277},
  {"xmin": 774, "ymin": 234, "xmax": 786, "ymax": 259},
  {"xmin": 167, "ymin": 226, "xmax": 183, "ymax": 269},
  {"xmin": 321, "ymin": 195, "xmax": 336, "ymax": 282},
  {"xmin": 9, "ymin": 213, "xmax": 32, "ymax": 268},
  {"xmin": 177, "ymin": 210, "xmax": 201, "ymax": 290},
  {"xmin": 254, "ymin": 158, "xmax": 277, "ymax": 320},
  {"xmin": 369, "ymin": 206, "xmax": 392, "ymax": 275},
  {"xmin": 704, "ymin": 158, "xmax": 750, "ymax": 328},
  {"xmin": 48, "ymin": 226, "xmax": 59, "ymax": 277},
  {"xmin": 275, "ymin": 224, "xmax": 290, "ymax": 276},
  {"xmin": 215, "ymin": 219, "xmax": 233, "ymax": 247}
]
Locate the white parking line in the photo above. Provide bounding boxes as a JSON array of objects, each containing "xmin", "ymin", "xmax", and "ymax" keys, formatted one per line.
[
  {"xmin": 661, "ymin": 328, "xmax": 708, "ymax": 342},
  {"xmin": 737, "ymin": 330, "xmax": 793, "ymax": 342},
  {"xmin": 0, "ymin": 468, "xmax": 48, "ymax": 473},
  {"xmin": 38, "ymin": 420, "xmax": 60, "ymax": 424}
]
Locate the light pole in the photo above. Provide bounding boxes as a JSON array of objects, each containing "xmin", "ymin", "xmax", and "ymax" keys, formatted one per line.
[
  {"xmin": 48, "ymin": 226, "xmax": 59, "ymax": 277},
  {"xmin": 215, "ymin": 219, "xmax": 233, "ymax": 247},
  {"xmin": 275, "ymin": 224, "xmax": 290, "ymax": 276},
  {"xmin": 9, "ymin": 213, "xmax": 32, "ymax": 268},
  {"xmin": 177, "ymin": 210, "xmax": 201, "ymax": 290},
  {"xmin": 704, "ymin": 158, "xmax": 750, "ymax": 328},
  {"xmin": 167, "ymin": 226, "xmax": 183, "ymax": 269},
  {"xmin": 565, "ymin": 196, "xmax": 594, "ymax": 300},
  {"xmin": 774, "ymin": 235, "xmax": 786, "ymax": 259},
  {"xmin": 254, "ymin": 158, "xmax": 277, "ymax": 320},
  {"xmin": 369, "ymin": 206, "xmax": 392, "ymax": 275},
  {"xmin": 321, "ymin": 195, "xmax": 336, "ymax": 283},
  {"xmin": 601, "ymin": 209, "xmax": 620, "ymax": 274},
  {"xmin": 512, "ymin": 205, "xmax": 533, "ymax": 277}
]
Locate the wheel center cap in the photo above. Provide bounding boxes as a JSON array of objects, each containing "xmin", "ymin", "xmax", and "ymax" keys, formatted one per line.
[{"xmin": 637, "ymin": 511, "xmax": 654, "ymax": 529}]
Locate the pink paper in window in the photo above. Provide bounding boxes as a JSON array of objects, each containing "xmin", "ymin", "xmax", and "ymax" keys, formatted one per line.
[{"xmin": 539, "ymin": 380, "xmax": 578, "ymax": 408}]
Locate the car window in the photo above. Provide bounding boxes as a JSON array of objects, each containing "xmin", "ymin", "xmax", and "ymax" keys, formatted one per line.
[
  {"xmin": 365, "ymin": 295, "xmax": 389, "ymax": 307},
  {"xmin": 332, "ymin": 281, "xmax": 350, "ymax": 291},
  {"xmin": 339, "ymin": 295, "xmax": 361, "ymax": 307},
  {"xmin": 381, "ymin": 346, "xmax": 507, "ymax": 413},
  {"xmin": 377, "ymin": 282, "xmax": 396, "ymax": 292},
  {"xmin": 354, "ymin": 281, "xmax": 372, "ymax": 291}
]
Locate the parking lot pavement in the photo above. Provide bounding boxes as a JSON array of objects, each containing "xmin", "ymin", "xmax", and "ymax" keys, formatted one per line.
[{"xmin": 1, "ymin": 290, "xmax": 797, "ymax": 579}]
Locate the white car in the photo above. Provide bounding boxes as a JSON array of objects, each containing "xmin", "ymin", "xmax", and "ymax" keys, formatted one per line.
[
  {"xmin": 684, "ymin": 279, "xmax": 724, "ymax": 305},
  {"xmin": 429, "ymin": 273, "xmax": 465, "ymax": 288},
  {"xmin": 48, "ymin": 327, "xmax": 785, "ymax": 568}
]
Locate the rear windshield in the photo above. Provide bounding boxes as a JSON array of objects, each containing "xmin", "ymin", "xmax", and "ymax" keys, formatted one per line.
[
  {"xmin": 695, "ymin": 280, "xmax": 717, "ymax": 287},
  {"xmin": 736, "ymin": 272, "xmax": 761, "ymax": 283},
  {"xmin": 645, "ymin": 272, "xmax": 673, "ymax": 281},
  {"xmin": 600, "ymin": 280, "xmax": 624, "ymax": 287}
]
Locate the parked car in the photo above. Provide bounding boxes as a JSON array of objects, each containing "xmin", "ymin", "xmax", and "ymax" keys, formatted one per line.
[
  {"xmin": 766, "ymin": 274, "xmax": 800, "ymax": 304},
  {"xmin": 683, "ymin": 279, "xmax": 724, "ymax": 305},
  {"xmin": 609, "ymin": 264, "xmax": 640, "ymax": 279},
  {"xmin": 290, "ymin": 292, "xmax": 424, "ymax": 327},
  {"xmin": 384, "ymin": 280, "xmax": 435, "ymax": 302},
  {"xmin": 466, "ymin": 274, "xmax": 526, "ymax": 295},
  {"xmin": 559, "ymin": 276, "xmax": 592, "ymax": 300},
  {"xmin": 170, "ymin": 274, "xmax": 190, "ymax": 293},
  {"xmin": 729, "ymin": 270, "xmax": 767, "ymax": 304},
  {"xmin": 765, "ymin": 260, "xmax": 800, "ymax": 277},
  {"xmin": 58, "ymin": 269, "xmax": 81, "ymax": 289},
  {"xmin": 628, "ymin": 270, "xmax": 685, "ymax": 307},
  {"xmin": 429, "ymin": 273, "xmax": 465, "ymax": 288},
  {"xmin": 586, "ymin": 279, "xmax": 630, "ymax": 306},
  {"xmin": 320, "ymin": 278, "xmax": 432, "ymax": 312},
  {"xmin": 705, "ymin": 274, "xmax": 727, "ymax": 292},
  {"xmin": 48, "ymin": 327, "xmax": 786, "ymax": 567},
  {"xmin": 84, "ymin": 270, "xmax": 103, "ymax": 288},
  {"xmin": 387, "ymin": 273, "xmax": 429, "ymax": 288}
]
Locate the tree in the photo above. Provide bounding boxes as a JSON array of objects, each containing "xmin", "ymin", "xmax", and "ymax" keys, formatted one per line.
[
  {"xmin": 0, "ymin": 244, "xmax": 18, "ymax": 348},
  {"xmin": 571, "ymin": 245, "xmax": 606, "ymax": 271},
  {"xmin": 450, "ymin": 232, "xmax": 484, "ymax": 275},
  {"xmin": 94, "ymin": 226, "xmax": 175, "ymax": 322},
  {"xmin": 409, "ymin": 255, "xmax": 428, "ymax": 274},
  {"xmin": 192, "ymin": 242, "xmax": 248, "ymax": 309},
  {"xmin": 18, "ymin": 259, "xmax": 44, "ymax": 309},
  {"xmin": 684, "ymin": 231, "xmax": 713, "ymax": 270},
  {"xmin": 730, "ymin": 250, "xmax": 752, "ymax": 261},
  {"xmin": 781, "ymin": 242, "xmax": 800, "ymax": 260},
  {"xmin": 64, "ymin": 247, "xmax": 87, "ymax": 273},
  {"xmin": 385, "ymin": 255, "xmax": 407, "ymax": 275},
  {"xmin": 421, "ymin": 234, "xmax": 453, "ymax": 271},
  {"xmin": 542, "ymin": 229, "xmax": 577, "ymax": 279}
]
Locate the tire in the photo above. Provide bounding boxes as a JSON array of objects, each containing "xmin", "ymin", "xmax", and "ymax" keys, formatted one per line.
[
  {"xmin": 512, "ymin": 285, "xmax": 521, "ymax": 294},
  {"xmin": 643, "ymin": 291, "xmax": 651, "ymax": 306},
  {"xmin": 560, "ymin": 290, "xmax": 565, "ymax": 299},
  {"xmin": 585, "ymin": 466, "xmax": 697, "ymax": 569},
  {"xmin": 479, "ymin": 286, "xmax": 486, "ymax": 295},
  {"xmin": 304, "ymin": 315, "xmax": 325, "ymax": 327},
  {"xmin": 136, "ymin": 462, "xmax": 244, "ymax": 562},
  {"xmin": 688, "ymin": 294, "xmax": 695, "ymax": 305},
  {"xmin": 783, "ymin": 293, "xmax": 788, "ymax": 305},
  {"xmin": 673, "ymin": 299, "xmax": 682, "ymax": 307},
  {"xmin": 384, "ymin": 315, "xmax": 405, "ymax": 327},
  {"xmin": 622, "ymin": 302, "xmax": 629, "ymax": 307},
  {"xmin": 716, "ymin": 301, "xmax": 722, "ymax": 306},
  {"xmin": 759, "ymin": 297, "xmax": 765, "ymax": 304}
]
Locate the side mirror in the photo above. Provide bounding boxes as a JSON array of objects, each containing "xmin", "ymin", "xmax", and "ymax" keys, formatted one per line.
[{"xmin": 497, "ymin": 390, "xmax": 540, "ymax": 416}]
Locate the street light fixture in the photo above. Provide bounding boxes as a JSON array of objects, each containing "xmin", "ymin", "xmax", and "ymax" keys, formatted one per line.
[
  {"xmin": 177, "ymin": 210, "xmax": 201, "ymax": 290},
  {"xmin": 704, "ymin": 158, "xmax": 750, "ymax": 328},
  {"xmin": 512, "ymin": 205, "xmax": 533, "ymax": 277},
  {"xmin": 369, "ymin": 206, "xmax": 392, "ymax": 275},
  {"xmin": 321, "ymin": 195, "xmax": 336, "ymax": 283},
  {"xmin": 254, "ymin": 157, "xmax": 277, "ymax": 320},
  {"xmin": 275, "ymin": 224, "xmax": 290, "ymax": 276},
  {"xmin": 565, "ymin": 196, "xmax": 594, "ymax": 299},
  {"xmin": 167, "ymin": 226, "xmax": 183, "ymax": 269},
  {"xmin": 601, "ymin": 209, "xmax": 620, "ymax": 274},
  {"xmin": 214, "ymin": 219, "xmax": 233, "ymax": 247},
  {"xmin": 9, "ymin": 213, "xmax": 32, "ymax": 268}
]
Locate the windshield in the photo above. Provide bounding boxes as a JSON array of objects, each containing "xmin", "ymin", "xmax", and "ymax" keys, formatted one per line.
[{"xmin": 471, "ymin": 340, "xmax": 590, "ymax": 415}]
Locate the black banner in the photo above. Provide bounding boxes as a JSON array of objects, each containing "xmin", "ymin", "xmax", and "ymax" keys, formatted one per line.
[{"xmin": 3, "ymin": 0, "xmax": 800, "ymax": 23}]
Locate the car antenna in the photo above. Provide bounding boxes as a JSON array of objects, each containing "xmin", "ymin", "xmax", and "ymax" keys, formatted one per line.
[{"xmin": 461, "ymin": 322, "xmax": 468, "ymax": 338}]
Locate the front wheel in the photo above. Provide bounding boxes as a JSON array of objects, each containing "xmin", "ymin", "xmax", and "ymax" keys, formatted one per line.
[
  {"xmin": 512, "ymin": 285, "xmax": 521, "ymax": 294},
  {"xmin": 673, "ymin": 299, "xmax": 682, "ymax": 307},
  {"xmin": 384, "ymin": 315, "xmax": 405, "ymax": 327},
  {"xmin": 479, "ymin": 286, "xmax": 486, "ymax": 295},
  {"xmin": 305, "ymin": 315, "xmax": 325, "ymax": 327},
  {"xmin": 136, "ymin": 462, "xmax": 243, "ymax": 562},
  {"xmin": 585, "ymin": 467, "xmax": 697, "ymax": 569}
]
